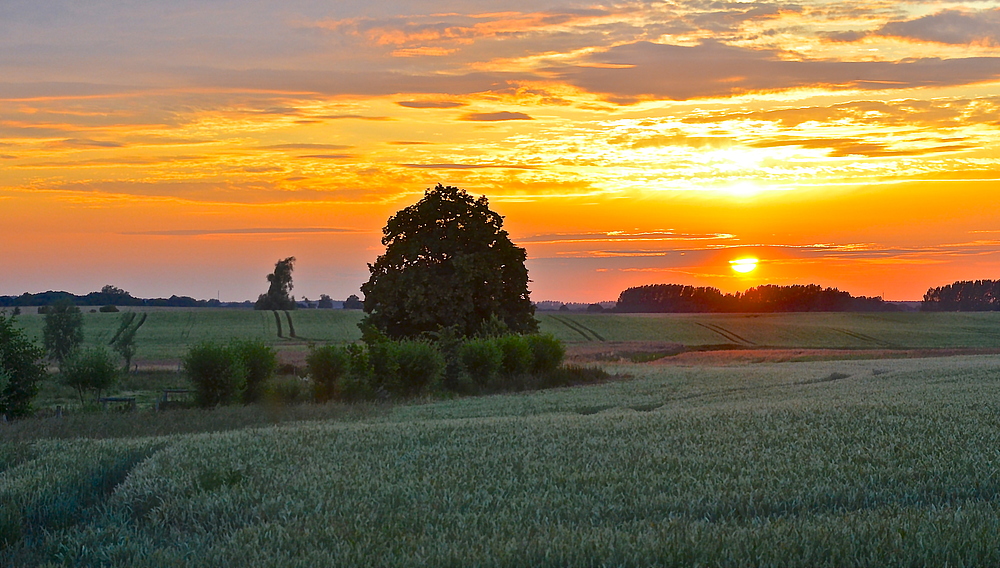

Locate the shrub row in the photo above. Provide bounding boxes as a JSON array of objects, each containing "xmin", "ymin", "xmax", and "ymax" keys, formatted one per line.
[
  {"xmin": 184, "ymin": 334, "xmax": 600, "ymax": 407},
  {"xmin": 306, "ymin": 333, "xmax": 577, "ymax": 402}
]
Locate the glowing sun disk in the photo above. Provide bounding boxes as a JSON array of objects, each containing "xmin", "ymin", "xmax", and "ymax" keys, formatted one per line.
[{"xmin": 730, "ymin": 258, "xmax": 758, "ymax": 273}]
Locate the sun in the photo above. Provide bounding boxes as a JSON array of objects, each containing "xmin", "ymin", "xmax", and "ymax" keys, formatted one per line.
[{"xmin": 730, "ymin": 257, "xmax": 758, "ymax": 273}]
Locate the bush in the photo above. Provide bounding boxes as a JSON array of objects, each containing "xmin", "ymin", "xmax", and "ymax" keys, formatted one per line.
[
  {"xmin": 306, "ymin": 345, "xmax": 350, "ymax": 402},
  {"xmin": 184, "ymin": 343, "xmax": 246, "ymax": 408},
  {"xmin": 458, "ymin": 338, "xmax": 502, "ymax": 390},
  {"xmin": 61, "ymin": 347, "xmax": 119, "ymax": 405},
  {"xmin": 496, "ymin": 334, "xmax": 532, "ymax": 377},
  {"xmin": 99, "ymin": 305, "xmax": 119, "ymax": 313},
  {"xmin": 339, "ymin": 344, "xmax": 375, "ymax": 401},
  {"xmin": 263, "ymin": 376, "xmax": 308, "ymax": 405},
  {"xmin": 389, "ymin": 341, "xmax": 444, "ymax": 396},
  {"xmin": 526, "ymin": 333, "xmax": 564, "ymax": 374},
  {"xmin": 231, "ymin": 339, "xmax": 277, "ymax": 404},
  {"xmin": 0, "ymin": 313, "xmax": 46, "ymax": 419},
  {"xmin": 367, "ymin": 341, "xmax": 399, "ymax": 395}
]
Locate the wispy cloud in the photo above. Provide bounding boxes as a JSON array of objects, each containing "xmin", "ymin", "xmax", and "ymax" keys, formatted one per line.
[
  {"xmin": 297, "ymin": 154, "xmax": 356, "ymax": 160},
  {"xmin": 263, "ymin": 144, "xmax": 353, "ymax": 150},
  {"xmin": 461, "ymin": 111, "xmax": 533, "ymax": 121},
  {"xmin": 402, "ymin": 163, "xmax": 539, "ymax": 169},
  {"xmin": 124, "ymin": 227, "xmax": 365, "ymax": 236},
  {"xmin": 51, "ymin": 138, "xmax": 125, "ymax": 149},
  {"xmin": 397, "ymin": 100, "xmax": 466, "ymax": 109},
  {"xmin": 555, "ymin": 40, "xmax": 1000, "ymax": 102},
  {"xmin": 876, "ymin": 8, "xmax": 1000, "ymax": 46},
  {"xmin": 520, "ymin": 231, "xmax": 736, "ymax": 244}
]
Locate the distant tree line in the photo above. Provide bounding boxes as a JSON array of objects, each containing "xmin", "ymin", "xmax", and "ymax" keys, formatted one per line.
[
  {"xmin": 616, "ymin": 283, "xmax": 894, "ymax": 313},
  {"xmin": 922, "ymin": 280, "xmax": 1000, "ymax": 311},
  {"xmin": 0, "ymin": 285, "xmax": 224, "ymax": 309}
]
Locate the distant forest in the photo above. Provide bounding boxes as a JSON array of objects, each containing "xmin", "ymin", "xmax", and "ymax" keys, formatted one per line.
[
  {"xmin": 0, "ymin": 286, "xmax": 230, "ymax": 309},
  {"xmin": 922, "ymin": 280, "xmax": 1000, "ymax": 311},
  {"xmin": 4, "ymin": 280, "xmax": 999, "ymax": 313},
  {"xmin": 615, "ymin": 284, "xmax": 894, "ymax": 313}
]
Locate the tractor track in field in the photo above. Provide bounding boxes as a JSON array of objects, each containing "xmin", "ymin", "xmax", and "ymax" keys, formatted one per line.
[
  {"xmin": 695, "ymin": 322, "xmax": 756, "ymax": 346},
  {"xmin": 549, "ymin": 315, "xmax": 606, "ymax": 342},
  {"xmin": 831, "ymin": 327, "xmax": 898, "ymax": 348},
  {"xmin": 181, "ymin": 311, "xmax": 195, "ymax": 340}
]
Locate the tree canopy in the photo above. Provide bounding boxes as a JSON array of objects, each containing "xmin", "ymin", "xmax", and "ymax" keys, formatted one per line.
[
  {"xmin": 255, "ymin": 257, "xmax": 296, "ymax": 310},
  {"xmin": 0, "ymin": 312, "xmax": 45, "ymax": 418},
  {"xmin": 361, "ymin": 184, "xmax": 537, "ymax": 339},
  {"xmin": 922, "ymin": 280, "xmax": 1000, "ymax": 311}
]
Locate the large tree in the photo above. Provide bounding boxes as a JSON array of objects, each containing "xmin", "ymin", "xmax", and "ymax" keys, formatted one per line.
[
  {"xmin": 361, "ymin": 184, "xmax": 538, "ymax": 339},
  {"xmin": 255, "ymin": 257, "xmax": 297, "ymax": 310}
]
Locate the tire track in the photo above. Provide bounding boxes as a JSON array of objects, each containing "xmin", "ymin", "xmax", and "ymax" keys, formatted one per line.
[
  {"xmin": 831, "ymin": 327, "xmax": 897, "ymax": 348},
  {"xmin": 695, "ymin": 322, "xmax": 755, "ymax": 345},
  {"xmin": 181, "ymin": 311, "xmax": 195, "ymax": 340},
  {"xmin": 549, "ymin": 315, "xmax": 596, "ymax": 341},
  {"xmin": 572, "ymin": 318, "xmax": 606, "ymax": 341}
]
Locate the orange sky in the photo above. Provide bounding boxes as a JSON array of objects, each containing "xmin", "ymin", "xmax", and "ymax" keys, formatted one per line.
[{"xmin": 3, "ymin": 1, "xmax": 1000, "ymax": 302}]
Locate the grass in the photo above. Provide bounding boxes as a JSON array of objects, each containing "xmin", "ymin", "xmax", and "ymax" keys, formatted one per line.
[{"xmin": 4, "ymin": 353, "xmax": 1000, "ymax": 565}]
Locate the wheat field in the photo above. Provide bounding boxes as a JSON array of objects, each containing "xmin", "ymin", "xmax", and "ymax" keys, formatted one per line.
[{"xmin": 4, "ymin": 353, "xmax": 1000, "ymax": 566}]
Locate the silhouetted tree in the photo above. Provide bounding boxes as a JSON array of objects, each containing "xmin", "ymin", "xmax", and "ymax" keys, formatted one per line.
[
  {"xmin": 43, "ymin": 299, "xmax": 84, "ymax": 367},
  {"xmin": 343, "ymin": 294, "xmax": 364, "ymax": 310},
  {"xmin": 317, "ymin": 294, "xmax": 334, "ymax": 309},
  {"xmin": 0, "ymin": 312, "xmax": 46, "ymax": 418},
  {"xmin": 62, "ymin": 347, "xmax": 118, "ymax": 405},
  {"xmin": 923, "ymin": 280, "xmax": 1000, "ymax": 311},
  {"xmin": 361, "ymin": 184, "xmax": 538, "ymax": 339},
  {"xmin": 109, "ymin": 312, "xmax": 147, "ymax": 373},
  {"xmin": 255, "ymin": 257, "xmax": 297, "ymax": 310},
  {"xmin": 616, "ymin": 283, "xmax": 890, "ymax": 313}
]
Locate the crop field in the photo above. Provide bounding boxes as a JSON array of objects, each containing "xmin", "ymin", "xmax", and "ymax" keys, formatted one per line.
[
  {"xmin": 538, "ymin": 311, "xmax": 1000, "ymax": 349},
  {"xmin": 4, "ymin": 353, "xmax": 1000, "ymax": 566},
  {"xmin": 9, "ymin": 309, "xmax": 1000, "ymax": 366},
  {"xmin": 11, "ymin": 308, "xmax": 367, "ymax": 363}
]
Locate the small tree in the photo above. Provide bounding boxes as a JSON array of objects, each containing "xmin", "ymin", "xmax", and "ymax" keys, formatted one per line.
[
  {"xmin": 109, "ymin": 312, "xmax": 147, "ymax": 373},
  {"xmin": 0, "ymin": 313, "xmax": 46, "ymax": 419},
  {"xmin": 43, "ymin": 299, "xmax": 84, "ymax": 367},
  {"xmin": 61, "ymin": 347, "xmax": 119, "ymax": 405},
  {"xmin": 317, "ymin": 294, "xmax": 334, "ymax": 309},
  {"xmin": 255, "ymin": 257, "xmax": 297, "ymax": 310}
]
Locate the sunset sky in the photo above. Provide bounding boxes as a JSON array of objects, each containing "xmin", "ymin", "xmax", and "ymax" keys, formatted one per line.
[{"xmin": 3, "ymin": 0, "xmax": 1000, "ymax": 303}]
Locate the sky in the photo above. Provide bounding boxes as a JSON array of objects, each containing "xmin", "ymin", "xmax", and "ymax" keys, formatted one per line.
[{"xmin": 2, "ymin": 0, "xmax": 1000, "ymax": 303}]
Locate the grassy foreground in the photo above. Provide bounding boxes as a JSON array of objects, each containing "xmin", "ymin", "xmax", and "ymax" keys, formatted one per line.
[{"xmin": 4, "ymin": 354, "xmax": 1000, "ymax": 566}]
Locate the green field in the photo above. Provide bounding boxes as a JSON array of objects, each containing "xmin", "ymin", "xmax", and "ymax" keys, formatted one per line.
[
  {"xmin": 539, "ymin": 311, "xmax": 1000, "ymax": 349},
  {"xmin": 10, "ymin": 309, "xmax": 1000, "ymax": 365},
  {"xmin": 11, "ymin": 308, "xmax": 367, "ymax": 363},
  {"xmin": 7, "ymin": 309, "xmax": 1000, "ymax": 566},
  {"xmin": 4, "ymin": 353, "xmax": 1000, "ymax": 566}
]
